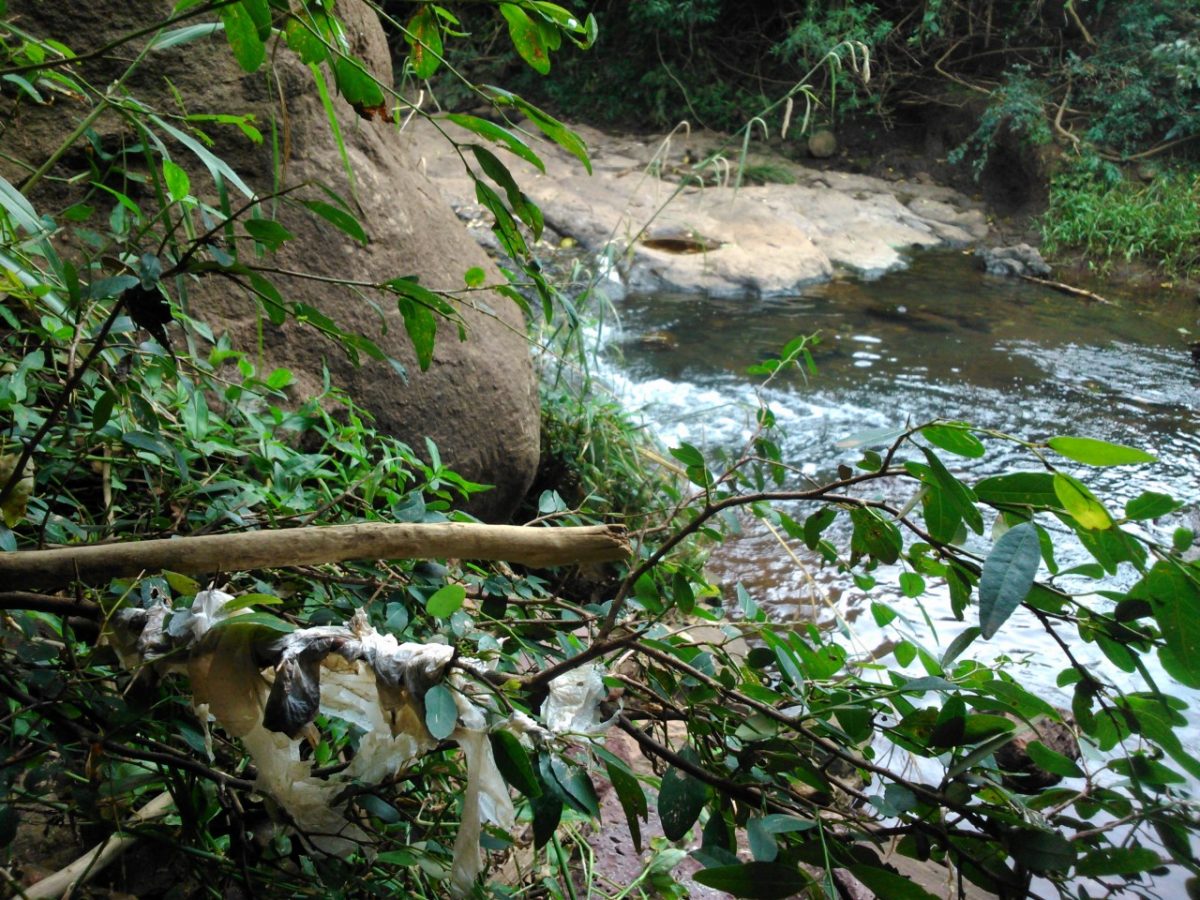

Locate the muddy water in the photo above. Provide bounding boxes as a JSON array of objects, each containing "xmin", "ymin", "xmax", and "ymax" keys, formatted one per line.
[{"xmin": 599, "ymin": 248, "xmax": 1200, "ymax": 742}]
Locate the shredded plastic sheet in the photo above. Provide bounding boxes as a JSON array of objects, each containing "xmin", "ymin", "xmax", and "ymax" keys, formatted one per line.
[
  {"xmin": 113, "ymin": 589, "xmax": 529, "ymax": 895},
  {"xmin": 541, "ymin": 664, "xmax": 615, "ymax": 734}
]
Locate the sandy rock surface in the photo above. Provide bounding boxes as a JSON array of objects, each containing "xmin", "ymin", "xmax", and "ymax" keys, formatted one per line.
[{"xmin": 410, "ymin": 119, "xmax": 989, "ymax": 298}]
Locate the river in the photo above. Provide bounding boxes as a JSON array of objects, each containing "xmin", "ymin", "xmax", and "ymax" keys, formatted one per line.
[{"xmin": 589, "ymin": 249, "xmax": 1200, "ymax": 889}]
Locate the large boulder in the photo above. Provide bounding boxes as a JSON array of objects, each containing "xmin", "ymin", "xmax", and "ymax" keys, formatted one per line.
[{"xmin": 2, "ymin": 0, "xmax": 539, "ymax": 521}]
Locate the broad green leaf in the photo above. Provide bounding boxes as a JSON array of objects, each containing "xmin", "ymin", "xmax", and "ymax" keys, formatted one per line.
[
  {"xmin": 1124, "ymin": 491, "xmax": 1182, "ymax": 521},
  {"xmin": 220, "ymin": 1, "xmax": 266, "ymax": 72},
  {"xmin": 161, "ymin": 158, "xmax": 191, "ymax": 202},
  {"xmin": 921, "ymin": 448, "xmax": 983, "ymax": 534},
  {"xmin": 221, "ymin": 592, "xmax": 283, "ymax": 612},
  {"xmin": 426, "ymin": 584, "xmax": 466, "ymax": 618},
  {"xmin": 922, "ymin": 423, "xmax": 985, "ymax": 458},
  {"xmin": 1024, "ymin": 740, "xmax": 1083, "ymax": 778},
  {"xmin": 423, "ymin": 683, "xmax": 457, "ymax": 740},
  {"xmin": 850, "ymin": 507, "xmax": 902, "ymax": 564},
  {"xmin": 300, "ymin": 199, "xmax": 368, "ymax": 244},
  {"xmin": 499, "ymin": 3, "xmax": 551, "ymax": 74},
  {"xmin": 692, "ymin": 861, "xmax": 811, "ymax": 899},
  {"xmin": 92, "ymin": 389, "xmax": 117, "ymax": 431},
  {"xmin": 444, "ymin": 113, "xmax": 546, "ymax": 172},
  {"xmin": 475, "ymin": 179, "xmax": 527, "ymax": 258},
  {"xmin": 284, "ymin": 13, "xmax": 331, "ymax": 64},
  {"xmin": 397, "ymin": 296, "xmax": 438, "ymax": 371},
  {"xmin": 669, "ymin": 443, "xmax": 705, "ymax": 467},
  {"xmin": 605, "ymin": 760, "xmax": 647, "ymax": 851},
  {"xmin": 978, "ymin": 521, "xmax": 1040, "ymax": 639},
  {"xmin": 208, "ymin": 610, "xmax": 296, "ymax": 633},
  {"xmin": 657, "ymin": 747, "xmax": 708, "ymax": 840},
  {"xmin": 332, "ymin": 55, "xmax": 386, "ymax": 108},
  {"xmin": 1053, "ymin": 474, "xmax": 1112, "ymax": 530},
  {"xmin": 975, "ymin": 472, "xmax": 1062, "ymax": 509},
  {"xmin": 244, "ymin": 218, "xmax": 294, "ymax": 251},
  {"xmin": 1133, "ymin": 562, "xmax": 1200, "ymax": 688},
  {"xmin": 1047, "ymin": 435, "xmax": 1156, "ymax": 467},
  {"xmin": 849, "ymin": 865, "xmax": 939, "ymax": 900},
  {"xmin": 463, "ymin": 266, "xmax": 486, "ymax": 287},
  {"xmin": 531, "ymin": 793, "xmax": 562, "ymax": 849},
  {"xmin": 547, "ymin": 756, "xmax": 600, "ymax": 816},
  {"xmin": 921, "ymin": 483, "xmax": 962, "ymax": 544},
  {"xmin": 248, "ymin": 272, "xmax": 287, "ymax": 325},
  {"xmin": 1075, "ymin": 847, "xmax": 1162, "ymax": 877},
  {"xmin": 1010, "ymin": 828, "xmax": 1076, "ymax": 873},
  {"xmin": 405, "ymin": 5, "xmax": 443, "ymax": 79},
  {"xmin": 489, "ymin": 731, "xmax": 541, "ymax": 797}
]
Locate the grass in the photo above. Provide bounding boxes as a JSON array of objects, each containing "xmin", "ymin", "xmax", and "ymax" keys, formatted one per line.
[{"xmin": 1040, "ymin": 158, "xmax": 1200, "ymax": 277}]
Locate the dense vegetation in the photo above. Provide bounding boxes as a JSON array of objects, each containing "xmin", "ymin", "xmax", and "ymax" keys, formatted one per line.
[
  {"xmin": 2, "ymin": 2, "xmax": 1199, "ymax": 899},
  {"xmin": 437, "ymin": 0, "xmax": 1200, "ymax": 274}
]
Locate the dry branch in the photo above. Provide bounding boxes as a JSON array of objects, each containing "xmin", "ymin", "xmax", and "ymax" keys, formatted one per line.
[{"xmin": 0, "ymin": 522, "xmax": 630, "ymax": 591}]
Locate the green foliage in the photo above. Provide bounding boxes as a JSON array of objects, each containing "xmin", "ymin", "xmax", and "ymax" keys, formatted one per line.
[
  {"xmin": 948, "ymin": 68, "xmax": 1053, "ymax": 179},
  {"xmin": 2, "ymin": 2, "xmax": 1200, "ymax": 899},
  {"xmin": 1041, "ymin": 156, "xmax": 1200, "ymax": 275}
]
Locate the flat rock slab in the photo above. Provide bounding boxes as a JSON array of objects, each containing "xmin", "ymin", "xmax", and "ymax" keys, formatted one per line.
[{"xmin": 410, "ymin": 119, "xmax": 989, "ymax": 298}]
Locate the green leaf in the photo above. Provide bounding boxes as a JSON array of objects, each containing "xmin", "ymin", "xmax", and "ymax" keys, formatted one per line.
[
  {"xmin": 331, "ymin": 54, "xmax": 386, "ymax": 108},
  {"xmin": 489, "ymin": 731, "xmax": 541, "ymax": 798},
  {"xmin": 657, "ymin": 747, "xmax": 708, "ymax": 840},
  {"xmin": 404, "ymin": 4, "xmax": 443, "ymax": 79},
  {"xmin": 426, "ymin": 584, "xmax": 466, "ymax": 618},
  {"xmin": 248, "ymin": 273, "xmax": 286, "ymax": 325},
  {"xmin": 849, "ymin": 865, "xmax": 939, "ymax": 900},
  {"xmin": 1024, "ymin": 740, "xmax": 1083, "ymax": 778},
  {"xmin": 605, "ymin": 760, "xmax": 647, "ymax": 851},
  {"xmin": 921, "ymin": 483, "xmax": 962, "ymax": 544},
  {"xmin": 475, "ymin": 180, "xmax": 528, "ymax": 258},
  {"xmin": 208, "ymin": 611, "xmax": 296, "ymax": 633},
  {"xmin": 692, "ymin": 861, "xmax": 811, "ymax": 899},
  {"xmin": 220, "ymin": 1, "xmax": 266, "ymax": 72},
  {"xmin": 531, "ymin": 793, "xmax": 562, "ymax": 849},
  {"xmin": 922, "ymin": 423, "xmax": 985, "ymax": 458},
  {"xmin": 147, "ymin": 22, "xmax": 223, "ymax": 52},
  {"xmin": 244, "ymin": 218, "xmax": 294, "ymax": 251},
  {"xmin": 978, "ymin": 522, "xmax": 1040, "ymax": 639},
  {"xmin": 471, "ymin": 145, "xmax": 543, "ymax": 238},
  {"xmin": 1133, "ymin": 562, "xmax": 1200, "ymax": 688},
  {"xmin": 150, "ymin": 113, "xmax": 257, "ymax": 200},
  {"xmin": 300, "ymin": 199, "xmax": 368, "ymax": 244},
  {"xmin": 921, "ymin": 448, "xmax": 983, "ymax": 534},
  {"xmin": 499, "ymin": 3, "xmax": 551, "ymax": 74},
  {"xmin": 92, "ymin": 389, "xmax": 117, "ymax": 431},
  {"xmin": 161, "ymin": 158, "xmax": 191, "ymax": 202},
  {"xmin": 423, "ymin": 683, "xmax": 457, "ymax": 740},
  {"xmin": 1047, "ymin": 435, "xmax": 1156, "ymax": 467},
  {"xmin": 1124, "ymin": 491, "xmax": 1182, "ymax": 521},
  {"xmin": 397, "ymin": 295, "xmax": 438, "ymax": 371},
  {"xmin": 1010, "ymin": 828, "xmax": 1076, "ymax": 873},
  {"xmin": 1053, "ymin": 474, "xmax": 1112, "ymax": 530},
  {"xmin": 547, "ymin": 756, "xmax": 600, "ymax": 816},
  {"xmin": 1075, "ymin": 847, "xmax": 1162, "ymax": 877},
  {"xmin": 283, "ymin": 16, "xmax": 328, "ymax": 64},
  {"xmin": 222, "ymin": 592, "xmax": 283, "ymax": 612},
  {"xmin": 463, "ymin": 266, "xmax": 486, "ymax": 287},
  {"xmin": 444, "ymin": 113, "xmax": 546, "ymax": 172},
  {"xmin": 483, "ymin": 86, "xmax": 591, "ymax": 173},
  {"xmin": 975, "ymin": 472, "xmax": 1062, "ymax": 509}
]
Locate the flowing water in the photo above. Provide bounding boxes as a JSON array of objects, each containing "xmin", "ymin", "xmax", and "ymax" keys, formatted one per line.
[{"xmin": 596, "ymin": 249, "xmax": 1200, "ymax": 789}]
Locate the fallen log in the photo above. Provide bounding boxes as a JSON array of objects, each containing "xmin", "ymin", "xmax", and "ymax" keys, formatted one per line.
[{"xmin": 0, "ymin": 522, "xmax": 630, "ymax": 591}]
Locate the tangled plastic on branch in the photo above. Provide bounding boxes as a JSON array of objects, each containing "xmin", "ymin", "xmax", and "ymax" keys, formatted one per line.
[{"xmin": 111, "ymin": 588, "xmax": 612, "ymax": 896}]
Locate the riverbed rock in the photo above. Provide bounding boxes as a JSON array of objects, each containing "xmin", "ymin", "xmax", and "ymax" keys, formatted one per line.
[
  {"xmin": 976, "ymin": 243, "xmax": 1053, "ymax": 278},
  {"xmin": 3, "ymin": 0, "xmax": 540, "ymax": 521},
  {"xmin": 412, "ymin": 121, "xmax": 989, "ymax": 298}
]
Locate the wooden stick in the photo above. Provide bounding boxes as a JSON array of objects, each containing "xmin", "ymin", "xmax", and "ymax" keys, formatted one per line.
[
  {"xmin": 0, "ymin": 522, "xmax": 630, "ymax": 591},
  {"xmin": 1019, "ymin": 273, "xmax": 1112, "ymax": 304},
  {"xmin": 25, "ymin": 791, "xmax": 175, "ymax": 899}
]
